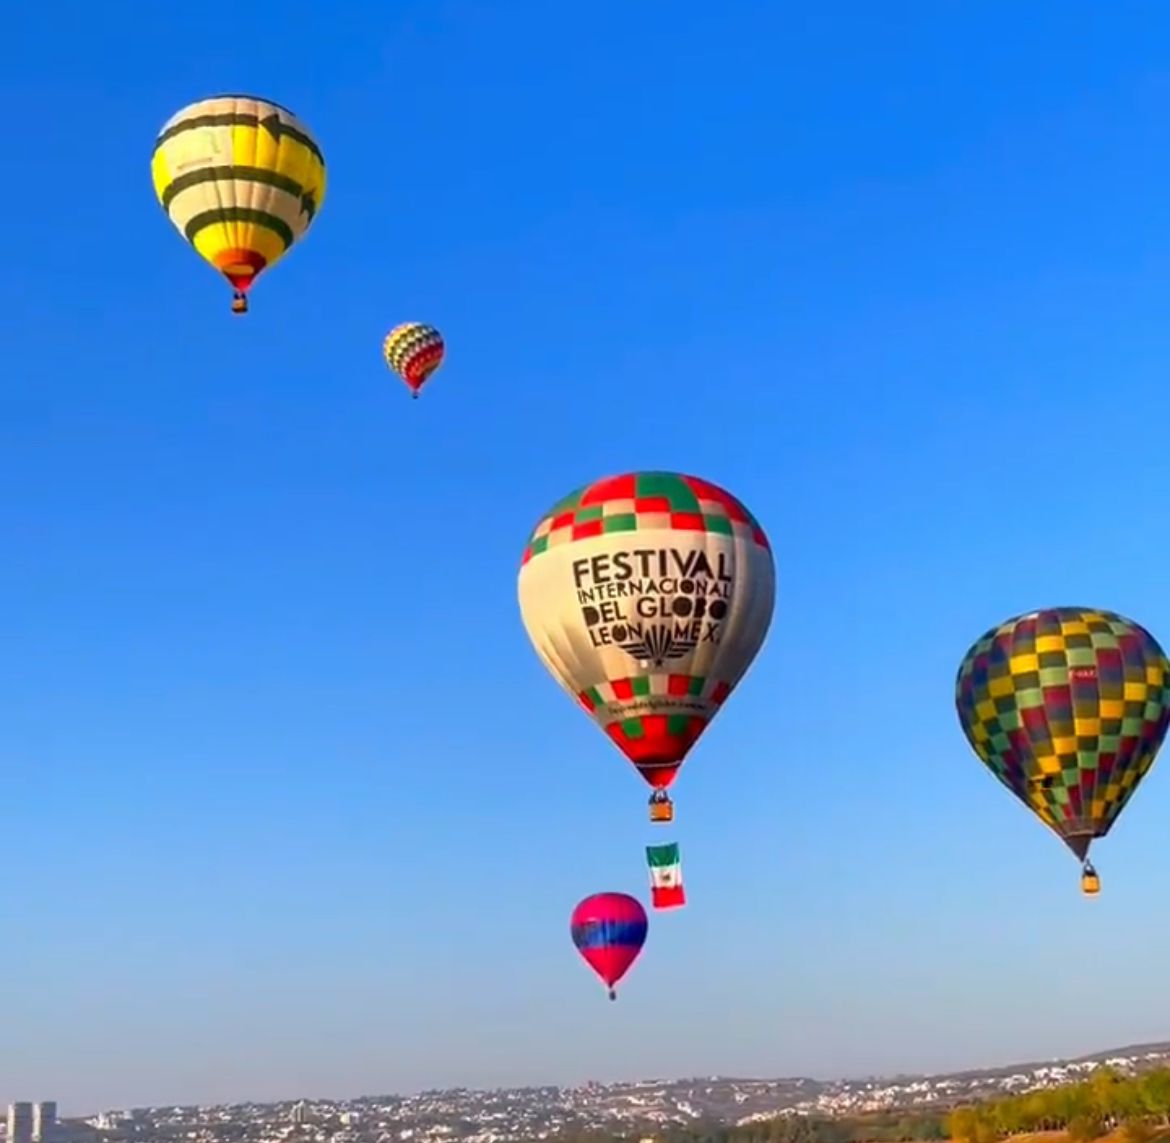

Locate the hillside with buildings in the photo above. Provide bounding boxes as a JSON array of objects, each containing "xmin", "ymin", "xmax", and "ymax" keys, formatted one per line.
[{"xmin": 9, "ymin": 1041, "xmax": 1170, "ymax": 1143}]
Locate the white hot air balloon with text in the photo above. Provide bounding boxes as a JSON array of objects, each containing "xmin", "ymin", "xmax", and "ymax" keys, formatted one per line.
[{"xmin": 518, "ymin": 471, "xmax": 776, "ymax": 822}]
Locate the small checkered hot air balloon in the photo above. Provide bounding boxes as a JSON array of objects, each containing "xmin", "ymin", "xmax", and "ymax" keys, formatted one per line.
[
  {"xmin": 570, "ymin": 893, "xmax": 647, "ymax": 1001},
  {"xmin": 518, "ymin": 472, "xmax": 776, "ymax": 824},
  {"xmin": 383, "ymin": 322, "xmax": 445, "ymax": 398},
  {"xmin": 151, "ymin": 95, "xmax": 326, "ymax": 314},
  {"xmin": 956, "ymin": 607, "xmax": 1170, "ymax": 896}
]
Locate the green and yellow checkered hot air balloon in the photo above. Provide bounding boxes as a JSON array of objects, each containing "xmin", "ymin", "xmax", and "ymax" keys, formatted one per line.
[{"xmin": 955, "ymin": 607, "xmax": 1170, "ymax": 896}]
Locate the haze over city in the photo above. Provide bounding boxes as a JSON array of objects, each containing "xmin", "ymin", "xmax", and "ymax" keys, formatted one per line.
[{"xmin": 5, "ymin": 0, "xmax": 1170, "ymax": 1116}]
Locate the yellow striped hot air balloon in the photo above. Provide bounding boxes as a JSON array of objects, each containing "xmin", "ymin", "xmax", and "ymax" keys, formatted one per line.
[
  {"xmin": 150, "ymin": 95, "xmax": 326, "ymax": 314},
  {"xmin": 383, "ymin": 322, "xmax": 445, "ymax": 398}
]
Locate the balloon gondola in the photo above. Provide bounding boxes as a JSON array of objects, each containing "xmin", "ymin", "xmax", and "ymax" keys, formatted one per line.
[
  {"xmin": 1081, "ymin": 861, "xmax": 1100, "ymax": 897},
  {"xmin": 648, "ymin": 789, "xmax": 674, "ymax": 823}
]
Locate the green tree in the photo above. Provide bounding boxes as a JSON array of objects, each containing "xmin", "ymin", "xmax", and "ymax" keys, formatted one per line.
[
  {"xmin": 1138, "ymin": 1070, "xmax": 1170, "ymax": 1122},
  {"xmin": 947, "ymin": 1107, "xmax": 978, "ymax": 1143},
  {"xmin": 1018, "ymin": 1091, "xmax": 1053, "ymax": 1131},
  {"xmin": 1066, "ymin": 1114, "xmax": 1102, "ymax": 1143},
  {"xmin": 972, "ymin": 1111, "xmax": 999, "ymax": 1143},
  {"xmin": 1119, "ymin": 1116, "xmax": 1153, "ymax": 1143},
  {"xmin": 1090, "ymin": 1065, "xmax": 1125, "ymax": 1122},
  {"xmin": 991, "ymin": 1098, "xmax": 1023, "ymax": 1135}
]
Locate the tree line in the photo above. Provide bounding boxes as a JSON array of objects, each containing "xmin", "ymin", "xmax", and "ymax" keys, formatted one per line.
[
  {"xmin": 554, "ymin": 1064, "xmax": 1170, "ymax": 1143},
  {"xmin": 947, "ymin": 1065, "xmax": 1170, "ymax": 1143}
]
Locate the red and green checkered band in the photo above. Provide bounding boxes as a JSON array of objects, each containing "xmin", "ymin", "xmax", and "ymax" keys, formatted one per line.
[
  {"xmin": 520, "ymin": 472, "xmax": 769, "ymax": 565},
  {"xmin": 577, "ymin": 674, "xmax": 734, "ymax": 782},
  {"xmin": 577, "ymin": 673, "xmax": 733, "ymax": 714}
]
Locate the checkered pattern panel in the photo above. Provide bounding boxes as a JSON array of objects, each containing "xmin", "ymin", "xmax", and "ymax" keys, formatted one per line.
[
  {"xmin": 521, "ymin": 472, "xmax": 769, "ymax": 564},
  {"xmin": 383, "ymin": 322, "xmax": 444, "ymax": 385},
  {"xmin": 955, "ymin": 607, "xmax": 1170, "ymax": 844}
]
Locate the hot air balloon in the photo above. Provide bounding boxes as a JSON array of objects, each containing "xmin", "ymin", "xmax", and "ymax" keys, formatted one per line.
[
  {"xmin": 518, "ymin": 472, "xmax": 775, "ymax": 823},
  {"xmin": 151, "ymin": 95, "xmax": 326, "ymax": 314},
  {"xmin": 383, "ymin": 322, "xmax": 445, "ymax": 398},
  {"xmin": 570, "ymin": 893, "xmax": 648, "ymax": 1000},
  {"xmin": 956, "ymin": 607, "xmax": 1170, "ymax": 896}
]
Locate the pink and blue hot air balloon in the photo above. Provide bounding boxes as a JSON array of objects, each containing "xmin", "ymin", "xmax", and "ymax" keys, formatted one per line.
[{"xmin": 570, "ymin": 893, "xmax": 648, "ymax": 1000}]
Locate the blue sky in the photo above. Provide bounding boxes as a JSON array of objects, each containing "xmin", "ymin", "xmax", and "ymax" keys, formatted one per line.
[{"xmin": 4, "ymin": 0, "xmax": 1170, "ymax": 1115}]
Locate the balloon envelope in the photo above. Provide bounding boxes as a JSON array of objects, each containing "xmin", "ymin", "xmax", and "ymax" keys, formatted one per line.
[
  {"xmin": 151, "ymin": 94, "xmax": 326, "ymax": 305},
  {"xmin": 383, "ymin": 322, "xmax": 445, "ymax": 396},
  {"xmin": 570, "ymin": 892, "xmax": 648, "ymax": 996},
  {"xmin": 955, "ymin": 606, "xmax": 1170, "ymax": 860},
  {"xmin": 518, "ymin": 472, "xmax": 775, "ymax": 792}
]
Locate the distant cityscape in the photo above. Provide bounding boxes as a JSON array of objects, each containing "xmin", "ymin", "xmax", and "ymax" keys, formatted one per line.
[{"xmin": 10, "ymin": 1040, "xmax": 1170, "ymax": 1143}]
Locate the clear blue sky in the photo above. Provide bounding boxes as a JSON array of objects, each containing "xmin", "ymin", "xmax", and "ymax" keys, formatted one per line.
[{"xmin": 4, "ymin": 0, "xmax": 1170, "ymax": 1116}]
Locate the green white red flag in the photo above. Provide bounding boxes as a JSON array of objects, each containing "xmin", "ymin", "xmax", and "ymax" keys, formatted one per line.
[{"xmin": 646, "ymin": 842, "xmax": 685, "ymax": 909}]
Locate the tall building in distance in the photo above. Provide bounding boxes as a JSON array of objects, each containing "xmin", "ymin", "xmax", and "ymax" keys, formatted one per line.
[
  {"xmin": 33, "ymin": 1102, "xmax": 57, "ymax": 1143},
  {"xmin": 8, "ymin": 1103, "xmax": 33, "ymax": 1143}
]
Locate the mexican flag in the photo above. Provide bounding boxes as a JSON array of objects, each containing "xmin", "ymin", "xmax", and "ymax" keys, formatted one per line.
[{"xmin": 646, "ymin": 842, "xmax": 686, "ymax": 909}]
